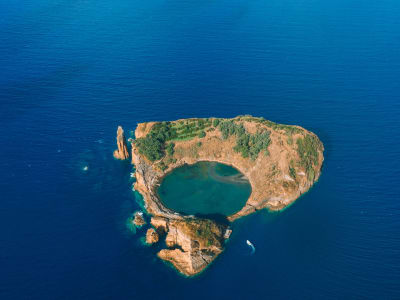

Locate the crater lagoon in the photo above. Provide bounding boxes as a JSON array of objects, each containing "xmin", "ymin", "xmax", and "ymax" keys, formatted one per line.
[{"xmin": 157, "ymin": 162, "xmax": 251, "ymax": 217}]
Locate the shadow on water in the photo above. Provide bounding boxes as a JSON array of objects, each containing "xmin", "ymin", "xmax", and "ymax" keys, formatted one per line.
[{"xmin": 191, "ymin": 213, "xmax": 230, "ymax": 226}]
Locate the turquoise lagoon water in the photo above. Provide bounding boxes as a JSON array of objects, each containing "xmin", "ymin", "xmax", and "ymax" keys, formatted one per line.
[{"xmin": 158, "ymin": 162, "xmax": 251, "ymax": 216}]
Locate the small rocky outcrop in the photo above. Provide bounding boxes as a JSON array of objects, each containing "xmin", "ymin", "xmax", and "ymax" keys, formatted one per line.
[
  {"xmin": 133, "ymin": 212, "xmax": 146, "ymax": 227},
  {"xmin": 146, "ymin": 228, "xmax": 159, "ymax": 244},
  {"xmin": 113, "ymin": 126, "xmax": 129, "ymax": 160}
]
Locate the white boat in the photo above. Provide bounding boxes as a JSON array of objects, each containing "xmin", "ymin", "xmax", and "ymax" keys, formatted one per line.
[{"xmin": 246, "ymin": 240, "xmax": 255, "ymax": 254}]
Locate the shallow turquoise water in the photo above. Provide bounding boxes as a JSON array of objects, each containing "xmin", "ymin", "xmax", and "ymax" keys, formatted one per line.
[{"xmin": 158, "ymin": 162, "xmax": 251, "ymax": 217}]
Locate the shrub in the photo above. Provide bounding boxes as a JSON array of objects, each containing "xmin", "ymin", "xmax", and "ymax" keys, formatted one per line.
[
  {"xmin": 233, "ymin": 130, "xmax": 270, "ymax": 160},
  {"xmin": 289, "ymin": 166, "xmax": 296, "ymax": 179},
  {"xmin": 218, "ymin": 120, "xmax": 271, "ymax": 160},
  {"xmin": 158, "ymin": 161, "xmax": 168, "ymax": 171},
  {"xmin": 198, "ymin": 131, "xmax": 206, "ymax": 138},
  {"xmin": 166, "ymin": 142, "xmax": 175, "ymax": 156},
  {"xmin": 219, "ymin": 120, "xmax": 243, "ymax": 139},
  {"xmin": 134, "ymin": 122, "xmax": 177, "ymax": 161},
  {"xmin": 296, "ymin": 134, "xmax": 322, "ymax": 180},
  {"xmin": 135, "ymin": 136, "xmax": 164, "ymax": 161}
]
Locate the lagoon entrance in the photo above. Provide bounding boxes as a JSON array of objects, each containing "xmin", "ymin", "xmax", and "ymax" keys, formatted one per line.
[{"xmin": 157, "ymin": 161, "xmax": 251, "ymax": 217}]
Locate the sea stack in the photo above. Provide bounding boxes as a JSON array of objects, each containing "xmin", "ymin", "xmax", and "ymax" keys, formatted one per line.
[{"xmin": 113, "ymin": 126, "xmax": 130, "ymax": 160}]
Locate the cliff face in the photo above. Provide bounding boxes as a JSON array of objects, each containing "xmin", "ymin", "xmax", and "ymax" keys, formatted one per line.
[
  {"xmin": 124, "ymin": 116, "xmax": 324, "ymax": 276},
  {"xmin": 131, "ymin": 151, "xmax": 228, "ymax": 275},
  {"xmin": 132, "ymin": 150, "xmax": 180, "ymax": 219},
  {"xmin": 132, "ymin": 116, "xmax": 324, "ymax": 221},
  {"xmin": 152, "ymin": 217, "xmax": 227, "ymax": 276},
  {"xmin": 113, "ymin": 126, "xmax": 129, "ymax": 160}
]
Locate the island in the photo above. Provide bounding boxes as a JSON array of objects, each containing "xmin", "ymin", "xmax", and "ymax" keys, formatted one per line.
[{"xmin": 114, "ymin": 115, "xmax": 324, "ymax": 276}]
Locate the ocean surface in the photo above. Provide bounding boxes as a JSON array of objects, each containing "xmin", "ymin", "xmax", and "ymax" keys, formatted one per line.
[
  {"xmin": 158, "ymin": 162, "xmax": 251, "ymax": 216},
  {"xmin": 1, "ymin": 0, "xmax": 400, "ymax": 299}
]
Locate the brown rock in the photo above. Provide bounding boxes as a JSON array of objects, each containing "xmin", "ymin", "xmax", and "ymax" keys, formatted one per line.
[
  {"xmin": 131, "ymin": 116, "xmax": 324, "ymax": 221},
  {"xmin": 133, "ymin": 212, "xmax": 146, "ymax": 227},
  {"xmin": 157, "ymin": 218, "xmax": 227, "ymax": 276},
  {"xmin": 150, "ymin": 217, "xmax": 168, "ymax": 234},
  {"xmin": 121, "ymin": 116, "xmax": 324, "ymax": 276},
  {"xmin": 146, "ymin": 228, "xmax": 159, "ymax": 244},
  {"xmin": 113, "ymin": 126, "xmax": 129, "ymax": 160}
]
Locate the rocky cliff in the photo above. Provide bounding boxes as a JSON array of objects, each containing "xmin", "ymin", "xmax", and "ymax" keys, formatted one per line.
[
  {"xmin": 123, "ymin": 116, "xmax": 324, "ymax": 276},
  {"xmin": 113, "ymin": 126, "xmax": 129, "ymax": 160},
  {"xmin": 153, "ymin": 217, "xmax": 228, "ymax": 276}
]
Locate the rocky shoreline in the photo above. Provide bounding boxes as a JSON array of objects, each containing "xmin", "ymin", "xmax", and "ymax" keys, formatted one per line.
[{"xmin": 114, "ymin": 116, "xmax": 324, "ymax": 276}]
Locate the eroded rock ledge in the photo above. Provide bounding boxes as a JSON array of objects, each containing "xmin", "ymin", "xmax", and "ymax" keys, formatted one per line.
[{"xmin": 118, "ymin": 116, "xmax": 324, "ymax": 276}]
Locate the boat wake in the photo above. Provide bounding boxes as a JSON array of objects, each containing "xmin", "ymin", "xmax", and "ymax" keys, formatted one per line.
[{"xmin": 246, "ymin": 240, "xmax": 255, "ymax": 254}]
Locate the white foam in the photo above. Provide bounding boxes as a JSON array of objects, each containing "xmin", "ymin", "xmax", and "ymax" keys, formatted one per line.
[{"xmin": 246, "ymin": 240, "xmax": 256, "ymax": 254}]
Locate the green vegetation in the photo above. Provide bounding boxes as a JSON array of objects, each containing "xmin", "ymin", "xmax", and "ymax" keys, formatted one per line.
[
  {"xmin": 288, "ymin": 160, "xmax": 297, "ymax": 179},
  {"xmin": 207, "ymin": 127, "xmax": 215, "ymax": 132},
  {"xmin": 158, "ymin": 161, "xmax": 168, "ymax": 171},
  {"xmin": 219, "ymin": 120, "xmax": 243, "ymax": 139},
  {"xmin": 289, "ymin": 166, "xmax": 296, "ymax": 179},
  {"xmin": 134, "ymin": 135, "xmax": 164, "ymax": 161},
  {"xmin": 233, "ymin": 131, "xmax": 271, "ymax": 160},
  {"xmin": 134, "ymin": 119, "xmax": 212, "ymax": 161},
  {"xmin": 237, "ymin": 115, "xmax": 303, "ymax": 135},
  {"xmin": 166, "ymin": 142, "xmax": 175, "ymax": 156},
  {"xmin": 218, "ymin": 120, "xmax": 271, "ymax": 160},
  {"xmin": 134, "ymin": 122, "xmax": 177, "ymax": 161},
  {"xmin": 194, "ymin": 220, "xmax": 217, "ymax": 246},
  {"xmin": 170, "ymin": 118, "xmax": 212, "ymax": 141},
  {"xmin": 134, "ymin": 116, "xmax": 319, "ymax": 180},
  {"xmin": 296, "ymin": 134, "xmax": 323, "ymax": 181},
  {"xmin": 165, "ymin": 156, "xmax": 177, "ymax": 165}
]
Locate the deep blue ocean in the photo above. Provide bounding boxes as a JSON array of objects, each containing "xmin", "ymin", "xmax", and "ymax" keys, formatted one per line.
[{"xmin": 1, "ymin": 0, "xmax": 400, "ymax": 299}]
